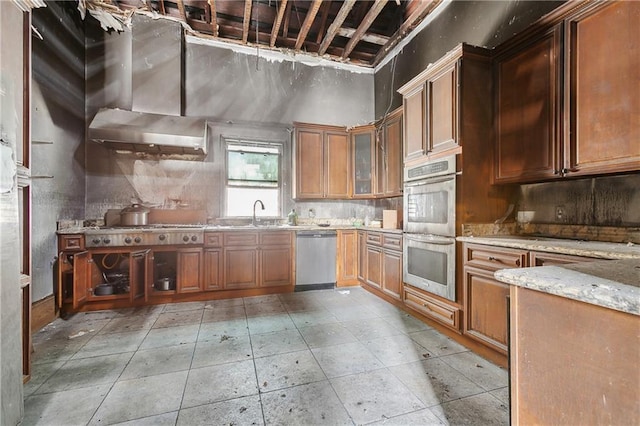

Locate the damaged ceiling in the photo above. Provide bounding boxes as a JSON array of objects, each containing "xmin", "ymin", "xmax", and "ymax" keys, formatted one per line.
[{"xmin": 86, "ymin": 0, "xmax": 443, "ymax": 67}]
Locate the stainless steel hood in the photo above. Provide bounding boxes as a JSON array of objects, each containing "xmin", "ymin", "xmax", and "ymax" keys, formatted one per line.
[{"xmin": 88, "ymin": 108, "xmax": 208, "ymax": 158}]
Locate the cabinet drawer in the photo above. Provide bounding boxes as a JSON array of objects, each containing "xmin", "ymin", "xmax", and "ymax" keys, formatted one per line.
[
  {"xmin": 260, "ymin": 231, "xmax": 292, "ymax": 246},
  {"xmin": 529, "ymin": 251, "xmax": 595, "ymax": 267},
  {"xmin": 366, "ymin": 232, "xmax": 382, "ymax": 246},
  {"xmin": 464, "ymin": 244, "xmax": 527, "ymax": 271},
  {"xmin": 58, "ymin": 235, "xmax": 85, "ymax": 251},
  {"xmin": 404, "ymin": 285, "xmax": 460, "ymax": 331},
  {"xmin": 223, "ymin": 232, "xmax": 258, "ymax": 246},
  {"xmin": 382, "ymin": 234, "xmax": 402, "ymax": 251},
  {"xmin": 204, "ymin": 232, "xmax": 222, "ymax": 247}
]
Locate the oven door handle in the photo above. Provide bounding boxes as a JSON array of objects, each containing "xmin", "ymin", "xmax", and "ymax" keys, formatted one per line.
[
  {"xmin": 405, "ymin": 234, "xmax": 455, "ymax": 245},
  {"xmin": 404, "ymin": 175, "xmax": 456, "ymax": 187}
]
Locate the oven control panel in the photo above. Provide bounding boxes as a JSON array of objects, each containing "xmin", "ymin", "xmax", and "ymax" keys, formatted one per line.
[{"xmin": 85, "ymin": 228, "xmax": 204, "ymax": 247}]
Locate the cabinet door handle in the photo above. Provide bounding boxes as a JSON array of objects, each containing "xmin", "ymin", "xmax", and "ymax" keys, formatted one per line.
[
  {"xmin": 488, "ymin": 256, "xmax": 500, "ymax": 262},
  {"xmin": 515, "ymin": 259, "xmax": 521, "ymax": 267}
]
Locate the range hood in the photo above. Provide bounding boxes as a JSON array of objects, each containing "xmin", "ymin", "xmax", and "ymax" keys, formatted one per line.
[{"xmin": 88, "ymin": 108, "xmax": 208, "ymax": 159}]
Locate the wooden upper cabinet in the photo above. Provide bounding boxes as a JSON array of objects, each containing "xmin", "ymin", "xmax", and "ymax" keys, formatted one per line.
[
  {"xmin": 376, "ymin": 108, "xmax": 403, "ymax": 197},
  {"xmin": 427, "ymin": 61, "xmax": 457, "ymax": 154},
  {"xmin": 351, "ymin": 125, "xmax": 375, "ymax": 198},
  {"xmin": 400, "ymin": 83, "xmax": 426, "ymax": 162},
  {"xmin": 565, "ymin": 1, "xmax": 640, "ymax": 176},
  {"xmin": 294, "ymin": 123, "xmax": 350, "ymax": 199},
  {"xmin": 494, "ymin": 1, "xmax": 639, "ymax": 184},
  {"xmin": 494, "ymin": 25, "xmax": 562, "ymax": 184}
]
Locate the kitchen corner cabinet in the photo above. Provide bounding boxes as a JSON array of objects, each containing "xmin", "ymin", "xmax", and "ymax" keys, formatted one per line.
[
  {"xmin": 376, "ymin": 107, "xmax": 403, "ymax": 197},
  {"xmin": 337, "ymin": 230, "xmax": 359, "ymax": 286},
  {"xmin": 360, "ymin": 231, "xmax": 403, "ymax": 301},
  {"xmin": 351, "ymin": 125, "xmax": 376, "ymax": 198},
  {"xmin": 294, "ymin": 123, "xmax": 350, "ymax": 199},
  {"xmin": 494, "ymin": 1, "xmax": 640, "ymax": 184},
  {"xmin": 399, "ymin": 44, "xmax": 492, "ymax": 165}
]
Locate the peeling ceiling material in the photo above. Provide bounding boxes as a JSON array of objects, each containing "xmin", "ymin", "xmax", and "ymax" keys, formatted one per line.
[{"xmin": 86, "ymin": 0, "xmax": 443, "ymax": 67}]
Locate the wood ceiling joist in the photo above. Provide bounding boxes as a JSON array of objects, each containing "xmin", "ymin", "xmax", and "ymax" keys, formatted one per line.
[
  {"xmin": 294, "ymin": 0, "xmax": 322, "ymax": 51},
  {"xmin": 176, "ymin": 0, "xmax": 187, "ymax": 21},
  {"xmin": 282, "ymin": 0, "xmax": 292, "ymax": 38},
  {"xmin": 242, "ymin": 0, "xmax": 252, "ymax": 43},
  {"xmin": 318, "ymin": 0, "xmax": 356, "ymax": 55},
  {"xmin": 371, "ymin": 0, "xmax": 441, "ymax": 67},
  {"xmin": 207, "ymin": 0, "xmax": 218, "ymax": 37},
  {"xmin": 342, "ymin": 0, "xmax": 387, "ymax": 60},
  {"xmin": 144, "ymin": 0, "xmax": 152, "ymax": 12},
  {"xmin": 159, "ymin": 0, "xmax": 166, "ymax": 14},
  {"xmin": 315, "ymin": 0, "xmax": 331, "ymax": 44},
  {"xmin": 270, "ymin": 0, "xmax": 287, "ymax": 47}
]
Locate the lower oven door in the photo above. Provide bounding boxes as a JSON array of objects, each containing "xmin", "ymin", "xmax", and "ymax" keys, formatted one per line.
[{"xmin": 403, "ymin": 233, "xmax": 456, "ymax": 302}]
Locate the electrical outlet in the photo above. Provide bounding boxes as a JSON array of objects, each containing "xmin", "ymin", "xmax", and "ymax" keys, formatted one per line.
[{"xmin": 555, "ymin": 205, "xmax": 565, "ymax": 221}]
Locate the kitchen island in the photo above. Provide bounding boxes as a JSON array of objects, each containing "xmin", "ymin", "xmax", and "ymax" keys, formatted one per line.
[{"xmin": 496, "ymin": 258, "xmax": 640, "ymax": 425}]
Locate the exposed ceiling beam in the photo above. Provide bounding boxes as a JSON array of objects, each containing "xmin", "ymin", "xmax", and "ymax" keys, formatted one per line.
[
  {"xmin": 242, "ymin": 0, "xmax": 252, "ymax": 44},
  {"xmin": 176, "ymin": 0, "xmax": 187, "ymax": 21},
  {"xmin": 270, "ymin": 0, "xmax": 287, "ymax": 47},
  {"xmin": 342, "ymin": 0, "xmax": 387, "ymax": 59},
  {"xmin": 318, "ymin": 0, "xmax": 356, "ymax": 55},
  {"xmin": 338, "ymin": 27, "xmax": 389, "ymax": 45},
  {"xmin": 372, "ymin": 0, "xmax": 441, "ymax": 67},
  {"xmin": 315, "ymin": 0, "xmax": 331, "ymax": 44},
  {"xmin": 144, "ymin": 0, "xmax": 152, "ymax": 12},
  {"xmin": 159, "ymin": 0, "xmax": 165, "ymax": 15},
  {"xmin": 282, "ymin": 0, "xmax": 292, "ymax": 38},
  {"xmin": 208, "ymin": 0, "xmax": 218, "ymax": 37},
  {"xmin": 294, "ymin": 0, "xmax": 322, "ymax": 51}
]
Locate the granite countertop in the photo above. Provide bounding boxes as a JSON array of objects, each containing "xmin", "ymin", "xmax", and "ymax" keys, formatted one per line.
[
  {"xmin": 57, "ymin": 224, "xmax": 403, "ymax": 234},
  {"xmin": 495, "ymin": 259, "xmax": 640, "ymax": 315},
  {"xmin": 456, "ymin": 235, "xmax": 640, "ymax": 260}
]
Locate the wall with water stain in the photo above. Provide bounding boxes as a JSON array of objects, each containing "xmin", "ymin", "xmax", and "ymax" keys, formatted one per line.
[{"xmin": 518, "ymin": 174, "xmax": 640, "ymax": 226}]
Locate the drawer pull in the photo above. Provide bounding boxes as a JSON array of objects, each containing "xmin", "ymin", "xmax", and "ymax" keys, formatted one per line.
[
  {"xmin": 488, "ymin": 256, "xmax": 500, "ymax": 262},
  {"xmin": 515, "ymin": 259, "xmax": 520, "ymax": 267}
]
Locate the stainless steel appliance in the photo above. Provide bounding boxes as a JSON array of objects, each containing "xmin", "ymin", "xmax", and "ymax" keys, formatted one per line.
[
  {"xmin": 295, "ymin": 230, "xmax": 337, "ymax": 291},
  {"xmin": 403, "ymin": 154, "xmax": 458, "ymax": 301},
  {"xmin": 85, "ymin": 225, "xmax": 204, "ymax": 248}
]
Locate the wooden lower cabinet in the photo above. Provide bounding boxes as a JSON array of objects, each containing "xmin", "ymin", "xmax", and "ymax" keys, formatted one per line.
[
  {"xmin": 337, "ymin": 230, "xmax": 359, "ymax": 286},
  {"xmin": 224, "ymin": 247, "xmax": 258, "ymax": 289},
  {"xmin": 176, "ymin": 248, "xmax": 202, "ymax": 293},
  {"xmin": 403, "ymin": 284, "xmax": 461, "ymax": 331},
  {"xmin": 360, "ymin": 231, "xmax": 403, "ymax": 301},
  {"xmin": 203, "ymin": 248, "xmax": 222, "ymax": 290},
  {"xmin": 260, "ymin": 246, "xmax": 293, "ymax": 287}
]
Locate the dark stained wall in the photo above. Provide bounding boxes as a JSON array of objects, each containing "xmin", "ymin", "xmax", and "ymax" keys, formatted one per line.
[
  {"xmin": 31, "ymin": 2, "xmax": 86, "ymax": 302},
  {"xmin": 374, "ymin": 0, "xmax": 565, "ymax": 118}
]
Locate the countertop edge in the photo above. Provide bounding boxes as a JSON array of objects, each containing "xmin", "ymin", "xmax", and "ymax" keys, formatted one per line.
[{"xmin": 495, "ymin": 260, "xmax": 640, "ymax": 316}]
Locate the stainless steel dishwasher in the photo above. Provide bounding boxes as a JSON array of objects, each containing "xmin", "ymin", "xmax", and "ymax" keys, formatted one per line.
[{"xmin": 295, "ymin": 230, "xmax": 337, "ymax": 291}]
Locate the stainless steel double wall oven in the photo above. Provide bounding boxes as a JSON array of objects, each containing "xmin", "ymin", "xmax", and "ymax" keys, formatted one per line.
[{"xmin": 403, "ymin": 154, "xmax": 458, "ymax": 301}]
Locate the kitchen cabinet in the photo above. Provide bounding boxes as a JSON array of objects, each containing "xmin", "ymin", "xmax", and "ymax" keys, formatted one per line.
[
  {"xmin": 294, "ymin": 123, "xmax": 350, "ymax": 199},
  {"xmin": 494, "ymin": 1, "xmax": 640, "ymax": 184},
  {"xmin": 398, "ymin": 44, "xmax": 490, "ymax": 165},
  {"xmin": 357, "ymin": 230, "xmax": 367, "ymax": 282},
  {"xmin": 462, "ymin": 242, "xmax": 597, "ymax": 355},
  {"xmin": 403, "ymin": 285, "xmax": 461, "ymax": 331},
  {"xmin": 375, "ymin": 107, "xmax": 403, "ymax": 197},
  {"xmin": 150, "ymin": 248, "xmax": 201, "ymax": 296},
  {"xmin": 351, "ymin": 125, "xmax": 376, "ymax": 198},
  {"xmin": 176, "ymin": 248, "xmax": 202, "ymax": 293},
  {"xmin": 223, "ymin": 231, "xmax": 294, "ymax": 289},
  {"xmin": 463, "ymin": 244, "xmax": 528, "ymax": 354},
  {"xmin": 203, "ymin": 232, "xmax": 222, "ymax": 291},
  {"xmin": 336, "ymin": 230, "xmax": 359, "ymax": 286},
  {"xmin": 361, "ymin": 231, "xmax": 403, "ymax": 301}
]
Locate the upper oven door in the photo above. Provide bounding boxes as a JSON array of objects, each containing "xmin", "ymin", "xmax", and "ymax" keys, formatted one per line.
[{"xmin": 403, "ymin": 175, "xmax": 456, "ymax": 236}]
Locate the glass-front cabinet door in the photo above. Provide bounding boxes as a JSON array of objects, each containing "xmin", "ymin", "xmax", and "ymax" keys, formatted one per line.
[{"xmin": 351, "ymin": 125, "xmax": 375, "ymax": 198}]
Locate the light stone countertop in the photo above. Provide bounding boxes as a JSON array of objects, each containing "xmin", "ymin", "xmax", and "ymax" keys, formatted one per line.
[
  {"xmin": 495, "ymin": 259, "xmax": 640, "ymax": 315},
  {"xmin": 456, "ymin": 235, "xmax": 640, "ymax": 260}
]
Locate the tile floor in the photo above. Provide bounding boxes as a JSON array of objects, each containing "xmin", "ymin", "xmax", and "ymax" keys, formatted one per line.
[{"xmin": 24, "ymin": 287, "xmax": 509, "ymax": 425}]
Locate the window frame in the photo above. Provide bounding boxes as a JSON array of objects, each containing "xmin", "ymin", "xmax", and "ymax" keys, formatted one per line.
[{"xmin": 223, "ymin": 137, "xmax": 284, "ymax": 218}]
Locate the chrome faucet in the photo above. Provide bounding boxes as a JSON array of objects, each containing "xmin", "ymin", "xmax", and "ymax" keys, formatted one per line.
[{"xmin": 252, "ymin": 200, "xmax": 265, "ymax": 226}]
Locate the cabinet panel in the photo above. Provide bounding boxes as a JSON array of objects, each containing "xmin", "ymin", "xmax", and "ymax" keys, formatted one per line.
[
  {"xmin": 352, "ymin": 128, "xmax": 375, "ymax": 197},
  {"xmin": 529, "ymin": 251, "xmax": 595, "ymax": 267},
  {"xmin": 463, "ymin": 266, "xmax": 509, "ymax": 354},
  {"xmin": 224, "ymin": 232, "xmax": 259, "ymax": 246},
  {"xmin": 204, "ymin": 248, "xmax": 222, "ymax": 290},
  {"xmin": 204, "ymin": 232, "xmax": 222, "ymax": 247},
  {"xmin": 428, "ymin": 63, "xmax": 457, "ymax": 153},
  {"xmin": 72, "ymin": 251, "xmax": 90, "ymax": 309},
  {"xmin": 337, "ymin": 230, "xmax": 358, "ymax": 286},
  {"xmin": 59, "ymin": 235, "xmax": 84, "ymax": 252},
  {"xmin": 365, "ymin": 245, "xmax": 382, "ymax": 289},
  {"xmin": 383, "ymin": 112, "xmax": 403, "ymax": 196},
  {"xmin": 403, "ymin": 85, "xmax": 426, "ymax": 162},
  {"xmin": 464, "ymin": 244, "xmax": 528, "ymax": 271},
  {"xmin": 382, "ymin": 249, "xmax": 402, "ymax": 300},
  {"xmin": 177, "ymin": 249, "xmax": 202, "ymax": 293},
  {"xmin": 403, "ymin": 284, "xmax": 460, "ymax": 330},
  {"xmin": 357, "ymin": 231, "xmax": 367, "ymax": 282},
  {"xmin": 495, "ymin": 25, "xmax": 562, "ymax": 183},
  {"xmin": 224, "ymin": 248, "xmax": 257, "ymax": 289},
  {"xmin": 295, "ymin": 128, "xmax": 324, "ymax": 198},
  {"xmin": 260, "ymin": 231, "xmax": 292, "ymax": 246},
  {"xmin": 566, "ymin": 1, "xmax": 640, "ymax": 176},
  {"xmin": 325, "ymin": 131, "xmax": 350, "ymax": 198},
  {"xmin": 260, "ymin": 247, "xmax": 292, "ymax": 287},
  {"xmin": 130, "ymin": 249, "xmax": 149, "ymax": 301}
]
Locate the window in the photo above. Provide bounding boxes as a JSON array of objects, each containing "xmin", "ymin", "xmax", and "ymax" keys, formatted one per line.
[{"xmin": 225, "ymin": 139, "xmax": 282, "ymax": 217}]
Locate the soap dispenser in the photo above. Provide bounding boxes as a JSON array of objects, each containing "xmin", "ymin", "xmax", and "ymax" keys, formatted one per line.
[{"xmin": 287, "ymin": 209, "xmax": 298, "ymax": 226}]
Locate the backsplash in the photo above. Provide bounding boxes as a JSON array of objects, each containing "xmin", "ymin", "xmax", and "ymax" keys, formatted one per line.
[{"xmin": 518, "ymin": 173, "xmax": 640, "ymax": 227}]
